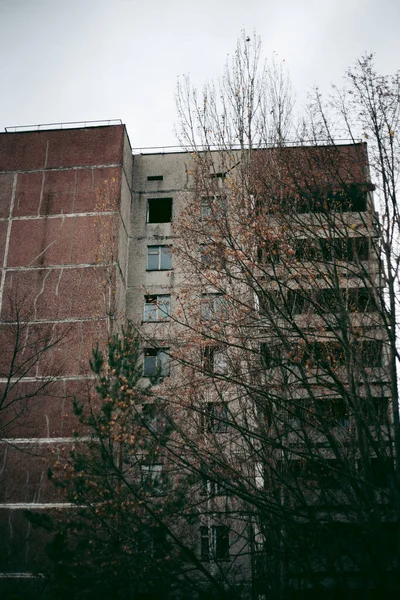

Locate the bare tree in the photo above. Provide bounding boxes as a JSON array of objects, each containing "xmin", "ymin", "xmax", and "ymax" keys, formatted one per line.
[{"xmin": 168, "ymin": 42, "xmax": 400, "ymax": 598}]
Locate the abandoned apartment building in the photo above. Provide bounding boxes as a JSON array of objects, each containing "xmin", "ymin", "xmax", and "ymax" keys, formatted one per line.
[{"xmin": 0, "ymin": 122, "xmax": 396, "ymax": 598}]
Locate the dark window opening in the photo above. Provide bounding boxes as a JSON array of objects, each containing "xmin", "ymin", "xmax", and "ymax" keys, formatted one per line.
[
  {"xmin": 323, "ymin": 397, "xmax": 350, "ymax": 427},
  {"xmin": 147, "ymin": 175, "xmax": 163, "ymax": 181},
  {"xmin": 143, "ymin": 348, "xmax": 170, "ymax": 377},
  {"xmin": 360, "ymin": 340, "xmax": 384, "ymax": 367},
  {"xmin": 360, "ymin": 396, "xmax": 389, "ymax": 425},
  {"xmin": 260, "ymin": 343, "xmax": 281, "ymax": 369},
  {"xmin": 202, "ymin": 402, "xmax": 229, "ymax": 433},
  {"xmin": 200, "ymin": 526, "xmax": 210, "ymax": 561},
  {"xmin": 347, "ymin": 288, "xmax": 376, "ymax": 312},
  {"xmin": 287, "ymin": 289, "xmax": 310, "ymax": 315},
  {"xmin": 147, "ymin": 198, "xmax": 172, "ymax": 223},
  {"xmin": 315, "ymin": 288, "xmax": 342, "ymax": 313},
  {"xmin": 210, "ymin": 172, "xmax": 226, "ymax": 180},
  {"xmin": 214, "ymin": 525, "xmax": 230, "ymax": 559},
  {"xmin": 320, "ymin": 237, "xmax": 370, "ymax": 262},
  {"xmin": 295, "ymin": 185, "xmax": 367, "ymax": 214}
]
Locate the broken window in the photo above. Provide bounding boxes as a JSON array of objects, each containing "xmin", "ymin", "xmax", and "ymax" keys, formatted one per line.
[
  {"xmin": 143, "ymin": 295, "xmax": 170, "ymax": 321},
  {"xmin": 147, "ymin": 197, "xmax": 172, "ymax": 223},
  {"xmin": 147, "ymin": 175, "xmax": 163, "ymax": 181},
  {"xmin": 143, "ymin": 348, "xmax": 170, "ymax": 377}
]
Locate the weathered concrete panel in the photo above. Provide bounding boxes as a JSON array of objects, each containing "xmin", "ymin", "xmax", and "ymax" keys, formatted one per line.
[
  {"xmin": 14, "ymin": 171, "xmax": 43, "ymax": 216},
  {"xmin": 0, "ymin": 172, "xmax": 14, "ymax": 217}
]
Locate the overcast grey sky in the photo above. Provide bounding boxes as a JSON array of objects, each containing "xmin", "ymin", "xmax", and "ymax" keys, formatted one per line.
[{"xmin": 0, "ymin": 0, "xmax": 399, "ymax": 149}]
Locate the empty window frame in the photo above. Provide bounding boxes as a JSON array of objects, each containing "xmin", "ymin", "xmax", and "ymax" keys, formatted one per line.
[
  {"xmin": 144, "ymin": 295, "xmax": 170, "ymax": 321},
  {"xmin": 147, "ymin": 198, "xmax": 172, "ymax": 223},
  {"xmin": 147, "ymin": 245, "xmax": 172, "ymax": 270},
  {"xmin": 147, "ymin": 175, "xmax": 163, "ymax": 181},
  {"xmin": 200, "ymin": 525, "xmax": 230, "ymax": 560},
  {"xmin": 287, "ymin": 289, "xmax": 310, "ymax": 315},
  {"xmin": 143, "ymin": 348, "xmax": 170, "ymax": 377},
  {"xmin": 203, "ymin": 402, "xmax": 229, "ymax": 433}
]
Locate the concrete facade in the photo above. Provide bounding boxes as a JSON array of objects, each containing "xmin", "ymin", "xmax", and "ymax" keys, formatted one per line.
[{"xmin": 0, "ymin": 124, "xmax": 392, "ymax": 597}]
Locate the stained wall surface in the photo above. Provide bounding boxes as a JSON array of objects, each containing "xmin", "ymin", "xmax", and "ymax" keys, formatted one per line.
[{"xmin": 0, "ymin": 125, "xmax": 132, "ymax": 580}]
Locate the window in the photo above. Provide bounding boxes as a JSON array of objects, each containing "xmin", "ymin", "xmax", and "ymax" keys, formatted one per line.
[
  {"xmin": 293, "ymin": 238, "xmax": 318, "ymax": 261},
  {"xmin": 147, "ymin": 198, "xmax": 172, "ymax": 223},
  {"xmin": 258, "ymin": 239, "xmax": 281, "ymax": 264},
  {"xmin": 258, "ymin": 289, "xmax": 283, "ymax": 316},
  {"xmin": 141, "ymin": 464, "xmax": 164, "ymax": 494},
  {"xmin": 202, "ymin": 346, "xmax": 228, "ymax": 374},
  {"xmin": 203, "ymin": 402, "xmax": 229, "ymax": 433},
  {"xmin": 260, "ymin": 343, "xmax": 281, "ymax": 369},
  {"xmin": 360, "ymin": 340, "xmax": 384, "ymax": 367},
  {"xmin": 200, "ymin": 526, "xmax": 210, "ymax": 561},
  {"xmin": 143, "ymin": 348, "xmax": 170, "ymax": 377},
  {"xmin": 320, "ymin": 236, "xmax": 370, "ymax": 262},
  {"xmin": 144, "ymin": 295, "xmax": 170, "ymax": 321},
  {"xmin": 202, "ymin": 476, "xmax": 228, "ymax": 497},
  {"xmin": 300, "ymin": 342, "xmax": 346, "ymax": 369},
  {"xmin": 200, "ymin": 525, "xmax": 230, "ymax": 560},
  {"xmin": 323, "ymin": 397, "xmax": 350, "ymax": 427},
  {"xmin": 201, "ymin": 195, "xmax": 228, "ymax": 220},
  {"xmin": 295, "ymin": 186, "xmax": 367, "ymax": 214},
  {"xmin": 315, "ymin": 288, "xmax": 342, "ymax": 313},
  {"xmin": 147, "ymin": 175, "xmax": 163, "ymax": 181},
  {"xmin": 347, "ymin": 288, "xmax": 376, "ymax": 312},
  {"xmin": 361, "ymin": 397, "xmax": 389, "ymax": 425},
  {"xmin": 287, "ymin": 289, "xmax": 310, "ymax": 315},
  {"xmin": 210, "ymin": 171, "xmax": 226, "ymax": 180},
  {"xmin": 201, "ymin": 294, "xmax": 226, "ymax": 320},
  {"xmin": 138, "ymin": 527, "xmax": 166, "ymax": 558},
  {"xmin": 142, "ymin": 403, "xmax": 170, "ymax": 435},
  {"xmin": 147, "ymin": 245, "xmax": 172, "ymax": 270}
]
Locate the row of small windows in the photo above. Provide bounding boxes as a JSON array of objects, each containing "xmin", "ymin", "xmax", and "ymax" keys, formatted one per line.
[
  {"xmin": 259, "ymin": 236, "xmax": 371, "ymax": 264},
  {"xmin": 260, "ymin": 287, "xmax": 378, "ymax": 316},
  {"xmin": 146, "ymin": 239, "xmax": 372, "ymax": 273},
  {"xmin": 261, "ymin": 339, "xmax": 385, "ymax": 369},
  {"xmin": 145, "ymin": 188, "xmax": 368, "ymax": 225}
]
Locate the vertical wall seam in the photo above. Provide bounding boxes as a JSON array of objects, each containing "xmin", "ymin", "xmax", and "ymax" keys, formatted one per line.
[{"xmin": 0, "ymin": 174, "xmax": 17, "ymax": 314}]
